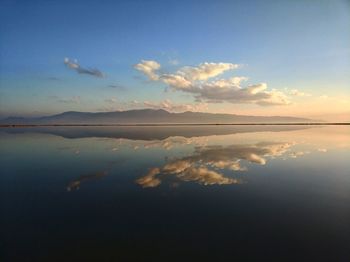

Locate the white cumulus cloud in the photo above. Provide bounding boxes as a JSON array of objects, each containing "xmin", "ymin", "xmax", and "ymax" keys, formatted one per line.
[
  {"xmin": 134, "ymin": 60, "xmax": 160, "ymax": 80},
  {"xmin": 134, "ymin": 60, "xmax": 290, "ymax": 106},
  {"xmin": 178, "ymin": 62, "xmax": 239, "ymax": 81}
]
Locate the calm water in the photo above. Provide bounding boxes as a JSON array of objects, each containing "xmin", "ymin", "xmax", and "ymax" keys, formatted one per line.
[{"xmin": 1, "ymin": 126, "xmax": 349, "ymax": 261}]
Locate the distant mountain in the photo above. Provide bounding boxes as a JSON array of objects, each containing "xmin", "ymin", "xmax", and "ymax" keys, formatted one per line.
[{"xmin": 0, "ymin": 109, "xmax": 314, "ymax": 125}]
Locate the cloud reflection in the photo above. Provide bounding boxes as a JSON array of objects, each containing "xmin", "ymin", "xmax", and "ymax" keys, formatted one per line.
[
  {"xmin": 67, "ymin": 170, "xmax": 108, "ymax": 191},
  {"xmin": 136, "ymin": 141, "xmax": 293, "ymax": 188}
]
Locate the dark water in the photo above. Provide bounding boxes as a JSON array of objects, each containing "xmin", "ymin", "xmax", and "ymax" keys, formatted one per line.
[{"xmin": 1, "ymin": 126, "xmax": 349, "ymax": 261}]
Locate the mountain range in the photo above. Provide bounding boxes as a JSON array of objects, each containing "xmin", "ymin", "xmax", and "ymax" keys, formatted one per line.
[{"xmin": 0, "ymin": 109, "xmax": 314, "ymax": 125}]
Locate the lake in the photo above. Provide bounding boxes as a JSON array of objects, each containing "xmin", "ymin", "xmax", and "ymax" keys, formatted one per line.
[{"xmin": 1, "ymin": 125, "xmax": 349, "ymax": 261}]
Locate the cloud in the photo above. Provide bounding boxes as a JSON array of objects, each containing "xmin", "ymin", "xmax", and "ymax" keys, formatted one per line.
[
  {"xmin": 64, "ymin": 57, "xmax": 104, "ymax": 78},
  {"xmin": 160, "ymin": 74, "xmax": 192, "ymax": 89},
  {"xmin": 134, "ymin": 60, "xmax": 160, "ymax": 80},
  {"xmin": 197, "ymin": 81, "xmax": 289, "ymax": 106},
  {"xmin": 286, "ymin": 88, "xmax": 311, "ymax": 97},
  {"xmin": 143, "ymin": 99, "xmax": 208, "ymax": 112},
  {"xmin": 136, "ymin": 141, "xmax": 293, "ymax": 188},
  {"xmin": 178, "ymin": 62, "xmax": 239, "ymax": 81},
  {"xmin": 134, "ymin": 60, "xmax": 290, "ymax": 106}
]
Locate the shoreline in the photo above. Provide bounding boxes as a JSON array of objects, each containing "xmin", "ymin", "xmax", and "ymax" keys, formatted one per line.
[{"xmin": 1, "ymin": 123, "xmax": 349, "ymax": 127}]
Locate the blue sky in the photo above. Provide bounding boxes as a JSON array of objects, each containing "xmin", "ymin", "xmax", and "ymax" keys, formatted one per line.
[{"xmin": 0, "ymin": 0, "xmax": 349, "ymax": 120}]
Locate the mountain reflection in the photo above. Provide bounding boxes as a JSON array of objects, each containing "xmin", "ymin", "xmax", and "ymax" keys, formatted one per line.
[
  {"xmin": 136, "ymin": 142, "xmax": 293, "ymax": 188},
  {"xmin": 1, "ymin": 125, "xmax": 312, "ymax": 140}
]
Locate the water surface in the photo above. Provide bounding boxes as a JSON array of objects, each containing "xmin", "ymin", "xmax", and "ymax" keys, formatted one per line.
[{"xmin": 1, "ymin": 126, "xmax": 349, "ymax": 261}]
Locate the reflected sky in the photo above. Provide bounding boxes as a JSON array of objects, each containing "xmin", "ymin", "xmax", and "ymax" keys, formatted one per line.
[
  {"xmin": 1, "ymin": 125, "xmax": 349, "ymax": 191},
  {"xmin": 0, "ymin": 125, "xmax": 350, "ymax": 261}
]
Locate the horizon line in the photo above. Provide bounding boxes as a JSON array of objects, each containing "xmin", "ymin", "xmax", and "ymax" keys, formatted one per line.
[{"xmin": 1, "ymin": 123, "xmax": 350, "ymax": 128}]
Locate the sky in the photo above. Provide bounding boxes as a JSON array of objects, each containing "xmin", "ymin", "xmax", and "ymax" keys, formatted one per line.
[{"xmin": 0, "ymin": 0, "xmax": 349, "ymax": 121}]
